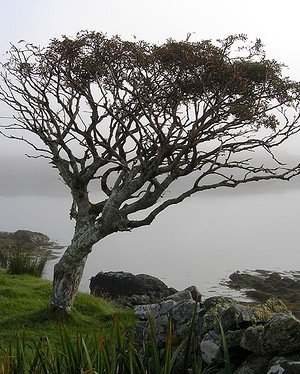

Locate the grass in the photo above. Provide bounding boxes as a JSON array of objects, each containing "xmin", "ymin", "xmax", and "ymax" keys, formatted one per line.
[
  {"xmin": 7, "ymin": 249, "xmax": 47, "ymax": 277},
  {"xmin": 0, "ymin": 303, "xmax": 200, "ymax": 373},
  {"xmin": 0, "ymin": 268, "xmax": 134, "ymax": 347},
  {"xmin": 0, "ymin": 320, "xmax": 190, "ymax": 373},
  {"xmin": 0, "ymin": 269, "xmax": 233, "ymax": 373},
  {"xmin": 216, "ymin": 315, "xmax": 232, "ymax": 374}
]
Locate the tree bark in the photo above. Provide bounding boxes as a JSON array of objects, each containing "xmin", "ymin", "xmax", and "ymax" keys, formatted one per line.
[
  {"xmin": 51, "ymin": 249, "xmax": 90, "ymax": 312},
  {"xmin": 50, "ymin": 210, "xmax": 112, "ymax": 312}
]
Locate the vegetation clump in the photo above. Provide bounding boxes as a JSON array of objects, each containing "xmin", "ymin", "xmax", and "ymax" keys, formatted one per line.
[
  {"xmin": 6, "ymin": 248, "xmax": 47, "ymax": 277},
  {"xmin": 252, "ymin": 298, "xmax": 290, "ymax": 324}
]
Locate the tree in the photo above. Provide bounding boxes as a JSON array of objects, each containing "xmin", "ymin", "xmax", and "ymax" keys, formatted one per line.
[{"xmin": 1, "ymin": 32, "xmax": 300, "ymax": 312}]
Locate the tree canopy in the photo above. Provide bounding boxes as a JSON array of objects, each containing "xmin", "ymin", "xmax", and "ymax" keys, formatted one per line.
[{"xmin": 1, "ymin": 32, "xmax": 300, "ymax": 311}]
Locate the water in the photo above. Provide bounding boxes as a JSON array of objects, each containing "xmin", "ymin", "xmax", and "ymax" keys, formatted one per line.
[{"xmin": 1, "ymin": 179, "xmax": 300, "ymax": 299}]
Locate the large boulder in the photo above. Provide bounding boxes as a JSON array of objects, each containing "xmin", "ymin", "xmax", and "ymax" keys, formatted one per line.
[
  {"xmin": 90, "ymin": 271, "xmax": 177, "ymax": 306},
  {"xmin": 220, "ymin": 304, "xmax": 255, "ymax": 331},
  {"xmin": 134, "ymin": 297, "xmax": 200, "ymax": 350},
  {"xmin": 198, "ymin": 296, "xmax": 236, "ymax": 335},
  {"xmin": 262, "ymin": 314, "xmax": 300, "ymax": 354},
  {"xmin": 200, "ymin": 330, "xmax": 223, "ymax": 364}
]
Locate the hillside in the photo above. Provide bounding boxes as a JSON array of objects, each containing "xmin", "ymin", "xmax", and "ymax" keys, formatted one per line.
[{"xmin": 0, "ymin": 268, "xmax": 133, "ymax": 346}]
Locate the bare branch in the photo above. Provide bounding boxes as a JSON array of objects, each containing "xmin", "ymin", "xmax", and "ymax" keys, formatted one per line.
[{"xmin": 1, "ymin": 32, "xmax": 300, "ymax": 311}]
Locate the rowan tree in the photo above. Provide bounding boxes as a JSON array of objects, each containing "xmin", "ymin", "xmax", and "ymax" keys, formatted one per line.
[{"xmin": 1, "ymin": 32, "xmax": 300, "ymax": 311}]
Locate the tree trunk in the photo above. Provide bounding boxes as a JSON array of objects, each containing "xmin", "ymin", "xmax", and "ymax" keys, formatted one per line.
[
  {"xmin": 51, "ymin": 249, "xmax": 90, "ymax": 312},
  {"xmin": 50, "ymin": 199, "xmax": 118, "ymax": 312}
]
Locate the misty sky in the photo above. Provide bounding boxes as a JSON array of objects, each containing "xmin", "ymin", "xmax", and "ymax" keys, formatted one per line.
[{"xmin": 1, "ymin": 0, "xmax": 300, "ymax": 293}]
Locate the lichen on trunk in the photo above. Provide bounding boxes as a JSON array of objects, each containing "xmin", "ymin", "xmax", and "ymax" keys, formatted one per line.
[
  {"xmin": 51, "ymin": 228, "xmax": 95, "ymax": 311},
  {"xmin": 51, "ymin": 253, "xmax": 88, "ymax": 312},
  {"xmin": 50, "ymin": 218, "xmax": 108, "ymax": 312}
]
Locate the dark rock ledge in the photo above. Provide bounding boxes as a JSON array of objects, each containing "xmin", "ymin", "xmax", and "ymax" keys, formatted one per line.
[
  {"xmin": 226, "ymin": 270, "xmax": 300, "ymax": 319},
  {"xmin": 90, "ymin": 271, "xmax": 201, "ymax": 307}
]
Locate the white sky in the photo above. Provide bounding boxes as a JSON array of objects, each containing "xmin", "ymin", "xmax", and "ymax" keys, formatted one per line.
[{"xmin": 1, "ymin": 0, "xmax": 299, "ymax": 79}]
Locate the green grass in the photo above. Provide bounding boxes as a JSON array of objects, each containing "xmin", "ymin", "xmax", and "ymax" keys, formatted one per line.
[
  {"xmin": 7, "ymin": 249, "xmax": 47, "ymax": 277},
  {"xmin": 0, "ymin": 268, "xmax": 134, "ymax": 347},
  {"xmin": 0, "ymin": 272, "xmax": 233, "ymax": 373}
]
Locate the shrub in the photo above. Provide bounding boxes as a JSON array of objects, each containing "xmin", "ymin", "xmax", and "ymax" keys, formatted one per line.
[{"xmin": 7, "ymin": 249, "xmax": 47, "ymax": 277}]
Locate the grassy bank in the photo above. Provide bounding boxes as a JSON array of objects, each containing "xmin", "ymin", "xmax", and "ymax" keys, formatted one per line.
[
  {"xmin": 0, "ymin": 269, "xmax": 230, "ymax": 373},
  {"xmin": 0, "ymin": 269, "xmax": 195, "ymax": 373},
  {"xmin": 0, "ymin": 268, "xmax": 133, "ymax": 346}
]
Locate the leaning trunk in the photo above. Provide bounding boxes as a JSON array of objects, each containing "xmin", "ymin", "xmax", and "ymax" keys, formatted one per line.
[
  {"xmin": 51, "ymin": 248, "xmax": 90, "ymax": 312},
  {"xmin": 51, "ymin": 195, "xmax": 121, "ymax": 312}
]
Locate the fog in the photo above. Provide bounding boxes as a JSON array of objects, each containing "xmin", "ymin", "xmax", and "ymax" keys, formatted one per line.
[
  {"xmin": 1, "ymin": 153, "xmax": 300, "ymax": 297},
  {"xmin": 1, "ymin": 0, "xmax": 300, "ymax": 296}
]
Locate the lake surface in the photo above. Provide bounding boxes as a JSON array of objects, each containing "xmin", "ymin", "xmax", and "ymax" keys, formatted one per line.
[{"xmin": 1, "ymin": 178, "xmax": 300, "ymax": 299}]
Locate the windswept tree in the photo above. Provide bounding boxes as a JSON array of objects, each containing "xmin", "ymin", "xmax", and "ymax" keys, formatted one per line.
[{"xmin": 1, "ymin": 32, "xmax": 300, "ymax": 312}]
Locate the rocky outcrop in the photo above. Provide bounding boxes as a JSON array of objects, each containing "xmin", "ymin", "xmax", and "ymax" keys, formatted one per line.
[
  {"xmin": 0, "ymin": 229, "xmax": 59, "ymax": 267},
  {"xmin": 262, "ymin": 314, "xmax": 300, "ymax": 354},
  {"xmin": 90, "ymin": 270, "xmax": 300, "ymax": 372},
  {"xmin": 135, "ymin": 290, "xmax": 199, "ymax": 348},
  {"xmin": 134, "ymin": 294, "xmax": 300, "ymax": 373},
  {"xmin": 9, "ymin": 230, "xmax": 50, "ymax": 244},
  {"xmin": 227, "ymin": 270, "xmax": 300, "ymax": 318},
  {"xmin": 0, "ymin": 229, "xmax": 50, "ymax": 247},
  {"xmin": 89, "ymin": 271, "xmax": 178, "ymax": 306}
]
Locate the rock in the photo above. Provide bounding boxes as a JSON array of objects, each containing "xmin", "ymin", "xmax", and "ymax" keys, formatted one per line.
[
  {"xmin": 0, "ymin": 229, "xmax": 56, "ymax": 267},
  {"xmin": 134, "ymin": 299, "xmax": 177, "ymax": 321},
  {"xmin": 267, "ymin": 357, "xmax": 300, "ymax": 373},
  {"xmin": 200, "ymin": 330, "xmax": 223, "ymax": 364},
  {"xmin": 262, "ymin": 314, "xmax": 300, "ymax": 354},
  {"xmin": 226, "ymin": 329, "xmax": 244, "ymax": 350},
  {"xmin": 89, "ymin": 270, "xmax": 300, "ymax": 372},
  {"xmin": 199, "ymin": 296, "xmax": 235, "ymax": 335},
  {"xmin": 185, "ymin": 285, "xmax": 202, "ymax": 302},
  {"xmin": 134, "ymin": 298, "xmax": 200, "ymax": 349},
  {"xmin": 164, "ymin": 289, "xmax": 193, "ymax": 302},
  {"xmin": 197, "ymin": 296, "xmax": 298, "ymax": 369},
  {"xmin": 169, "ymin": 299, "xmax": 197, "ymax": 323},
  {"xmin": 90, "ymin": 271, "xmax": 177, "ymax": 306},
  {"xmin": 134, "ymin": 298, "xmax": 177, "ymax": 345},
  {"xmin": 240, "ymin": 326, "xmax": 263, "ymax": 354},
  {"xmin": 203, "ymin": 296, "xmax": 235, "ymax": 310},
  {"xmin": 228, "ymin": 271, "xmax": 268, "ymax": 293},
  {"xmin": 227, "ymin": 270, "xmax": 300, "ymax": 318},
  {"xmin": 10, "ymin": 230, "xmax": 50, "ymax": 244},
  {"xmin": 234, "ymin": 355, "xmax": 270, "ymax": 374},
  {"xmin": 220, "ymin": 304, "xmax": 255, "ymax": 331},
  {"xmin": 0, "ymin": 230, "xmax": 50, "ymax": 245}
]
